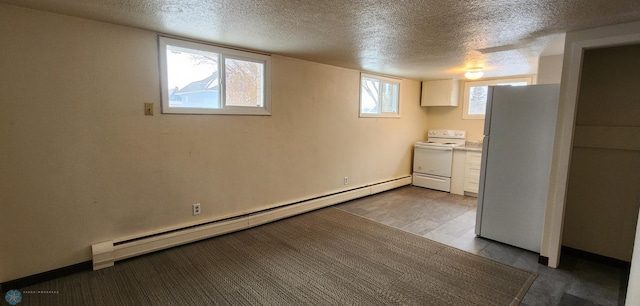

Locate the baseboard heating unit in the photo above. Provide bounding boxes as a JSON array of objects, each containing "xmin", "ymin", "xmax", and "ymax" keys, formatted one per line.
[{"xmin": 92, "ymin": 176, "xmax": 411, "ymax": 270}]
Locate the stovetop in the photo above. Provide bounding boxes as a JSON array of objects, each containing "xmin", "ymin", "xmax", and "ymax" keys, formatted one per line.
[{"xmin": 415, "ymin": 141, "xmax": 464, "ymax": 148}]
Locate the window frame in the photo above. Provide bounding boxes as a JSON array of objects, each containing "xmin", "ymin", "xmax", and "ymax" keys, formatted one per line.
[
  {"xmin": 159, "ymin": 36, "xmax": 271, "ymax": 115},
  {"xmin": 461, "ymin": 76, "xmax": 532, "ymax": 120},
  {"xmin": 359, "ymin": 73, "xmax": 401, "ymax": 118}
]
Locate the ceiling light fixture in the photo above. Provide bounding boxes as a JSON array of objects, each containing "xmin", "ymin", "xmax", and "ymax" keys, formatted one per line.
[{"xmin": 464, "ymin": 68, "xmax": 484, "ymax": 80}]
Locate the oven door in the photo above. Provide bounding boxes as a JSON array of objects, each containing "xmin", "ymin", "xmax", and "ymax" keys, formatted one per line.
[{"xmin": 413, "ymin": 145, "xmax": 454, "ymax": 177}]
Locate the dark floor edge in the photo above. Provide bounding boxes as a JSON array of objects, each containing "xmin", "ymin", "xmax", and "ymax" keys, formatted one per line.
[
  {"xmin": 538, "ymin": 255, "xmax": 549, "ymax": 265},
  {"xmin": 1, "ymin": 261, "xmax": 92, "ymax": 293},
  {"xmin": 561, "ymin": 246, "xmax": 631, "ymax": 269}
]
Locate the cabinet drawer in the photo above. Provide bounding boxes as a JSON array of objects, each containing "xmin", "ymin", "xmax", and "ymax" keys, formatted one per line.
[
  {"xmin": 465, "ymin": 174, "xmax": 480, "ymax": 184},
  {"xmin": 464, "ymin": 180, "xmax": 479, "ymax": 193},
  {"xmin": 464, "ymin": 163, "xmax": 481, "ymax": 175},
  {"xmin": 465, "ymin": 152, "xmax": 482, "ymax": 165},
  {"xmin": 464, "ymin": 151, "xmax": 482, "ymax": 194}
]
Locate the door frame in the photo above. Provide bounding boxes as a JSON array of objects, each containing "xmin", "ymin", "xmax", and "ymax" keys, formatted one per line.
[{"xmin": 540, "ymin": 21, "xmax": 640, "ymax": 303}]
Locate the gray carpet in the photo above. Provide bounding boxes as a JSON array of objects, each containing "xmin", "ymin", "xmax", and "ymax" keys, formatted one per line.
[{"xmin": 17, "ymin": 207, "xmax": 536, "ymax": 305}]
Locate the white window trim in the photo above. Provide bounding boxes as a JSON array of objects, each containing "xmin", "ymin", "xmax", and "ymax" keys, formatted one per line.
[
  {"xmin": 159, "ymin": 36, "xmax": 271, "ymax": 115},
  {"xmin": 359, "ymin": 73, "xmax": 401, "ymax": 118},
  {"xmin": 462, "ymin": 76, "xmax": 532, "ymax": 120}
]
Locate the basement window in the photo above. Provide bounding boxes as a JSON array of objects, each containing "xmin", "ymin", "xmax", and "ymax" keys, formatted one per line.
[
  {"xmin": 159, "ymin": 36, "xmax": 271, "ymax": 115},
  {"xmin": 462, "ymin": 77, "xmax": 532, "ymax": 119},
  {"xmin": 359, "ymin": 73, "xmax": 400, "ymax": 118}
]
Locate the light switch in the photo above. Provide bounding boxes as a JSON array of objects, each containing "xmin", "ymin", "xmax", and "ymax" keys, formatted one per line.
[{"xmin": 144, "ymin": 103, "xmax": 153, "ymax": 116}]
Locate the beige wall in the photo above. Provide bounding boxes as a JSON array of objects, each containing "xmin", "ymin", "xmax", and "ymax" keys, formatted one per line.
[
  {"xmin": 425, "ymin": 56, "xmax": 562, "ymax": 142},
  {"xmin": 0, "ymin": 5, "xmax": 428, "ymax": 282},
  {"xmin": 424, "ymin": 81, "xmax": 485, "ymax": 142},
  {"xmin": 562, "ymin": 44, "xmax": 640, "ymax": 261},
  {"xmin": 537, "ymin": 54, "xmax": 564, "ymax": 85}
]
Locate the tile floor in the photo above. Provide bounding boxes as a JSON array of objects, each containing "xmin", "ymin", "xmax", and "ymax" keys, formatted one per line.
[{"xmin": 336, "ymin": 186, "xmax": 630, "ymax": 306}]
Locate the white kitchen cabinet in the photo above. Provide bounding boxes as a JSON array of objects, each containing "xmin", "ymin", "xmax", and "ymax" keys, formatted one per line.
[
  {"xmin": 421, "ymin": 79, "xmax": 459, "ymax": 106},
  {"xmin": 464, "ymin": 151, "xmax": 482, "ymax": 195}
]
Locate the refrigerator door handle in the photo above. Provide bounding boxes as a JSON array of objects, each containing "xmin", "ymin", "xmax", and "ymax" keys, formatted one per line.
[
  {"xmin": 483, "ymin": 86, "xmax": 495, "ymax": 136},
  {"xmin": 475, "ymin": 136, "xmax": 490, "ymax": 236}
]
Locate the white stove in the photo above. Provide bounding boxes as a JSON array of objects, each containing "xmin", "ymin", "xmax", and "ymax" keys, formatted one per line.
[
  {"xmin": 412, "ymin": 130, "xmax": 466, "ymax": 192},
  {"xmin": 415, "ymin": 141, "xmax": 463, "ymax": 149},
  {"xmin": 419, "ymin": 129, "xmax": 466, "ymax": 146}
]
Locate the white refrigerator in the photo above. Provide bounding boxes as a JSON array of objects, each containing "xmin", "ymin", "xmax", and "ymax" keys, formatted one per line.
[{"xmin": 475, "ymin": 84, "xmax": 560, "ymax": 253}]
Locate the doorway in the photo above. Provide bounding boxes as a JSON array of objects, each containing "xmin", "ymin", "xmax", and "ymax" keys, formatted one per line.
[{"xmin": 562, "ymin": 44, "xmax": 640, "ymax": 262}]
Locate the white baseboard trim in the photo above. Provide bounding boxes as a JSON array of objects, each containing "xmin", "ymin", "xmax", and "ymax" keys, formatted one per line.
[{"xmin": 92, "ymin": 176, "xmax": 411, "ymax": 270}]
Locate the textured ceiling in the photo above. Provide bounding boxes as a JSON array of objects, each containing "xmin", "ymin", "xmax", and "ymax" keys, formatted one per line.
[{"xmin": 2, "ymin": 0, "xmax": 640, "ymax": 80}]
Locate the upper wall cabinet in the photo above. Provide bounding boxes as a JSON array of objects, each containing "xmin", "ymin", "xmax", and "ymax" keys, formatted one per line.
[{"xmin": 421, "ymin": 79, "xmax": 459, "ymax": 106}]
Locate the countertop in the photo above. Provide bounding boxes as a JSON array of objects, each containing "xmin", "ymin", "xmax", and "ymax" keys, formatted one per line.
[{"xmin": 454, "ymin": 141, "xmax": 483, "ymax": 152}]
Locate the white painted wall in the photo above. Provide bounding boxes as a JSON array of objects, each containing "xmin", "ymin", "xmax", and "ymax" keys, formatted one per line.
[{"xmin": 0, "ymin": 4, "xmax": 428, "ymax": 282}]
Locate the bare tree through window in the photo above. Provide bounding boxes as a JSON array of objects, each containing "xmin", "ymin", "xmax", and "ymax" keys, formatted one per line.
[
  {"xmin": 160, "ymin": 36, "xmax": 271, "ymax": 115},
  {"xmin": 225, "ymin": 59, "xmax": 264, "ymax": 107},
  {"xmin": 360, "ymin": 74, "xmax": 399, "ymax": 117}
]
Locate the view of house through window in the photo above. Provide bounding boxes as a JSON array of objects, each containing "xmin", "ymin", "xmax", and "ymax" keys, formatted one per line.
[
  {"xmin": 462, "ymin": 77, "xmax": 531, "ymax": 119},
  {"xmin": 360, "ymin": 73, "xmax": 400, "ymax": 118},
  {"xmin": 159, "ymin": 36, "xmax": 271, "ymax": 115},
  {"xmin": 166, "ymin": 45, "xmax": 220, "ymax": 109}
]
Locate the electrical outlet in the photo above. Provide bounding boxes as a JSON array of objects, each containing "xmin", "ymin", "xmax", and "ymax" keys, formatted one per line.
[
  {"xmin": 344, "ymin": 176, "xmax": 348, "ymax": 185},
  {"xmin": 144, "ymin": 103, "xmax": 153, "ymax": 116},
  {"xmin": 192, "ymin": 203, "xmax": 201, "ymax": 216}
]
